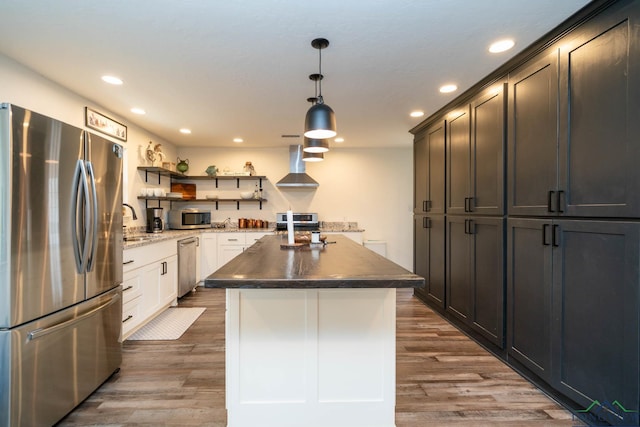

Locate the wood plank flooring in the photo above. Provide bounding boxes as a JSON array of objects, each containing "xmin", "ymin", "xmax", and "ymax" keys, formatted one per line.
[{"xmin": 57, "ymin": 288, "xmax": 583, "ymax": 426}]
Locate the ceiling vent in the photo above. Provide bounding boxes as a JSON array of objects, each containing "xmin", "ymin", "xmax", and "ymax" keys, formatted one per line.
[{"xmin": 276, "ymin": 145, "xmax": 319, "ymax": 188}]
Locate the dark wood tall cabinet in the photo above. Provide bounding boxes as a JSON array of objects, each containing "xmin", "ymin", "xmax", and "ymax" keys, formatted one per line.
[{"xmin": 413, "ymin": 1, "xmax": 640, "ymax": 424}]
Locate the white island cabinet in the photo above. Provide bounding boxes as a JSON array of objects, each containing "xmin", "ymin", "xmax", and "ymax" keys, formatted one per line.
[{"xmin": 206, "ymin": 235, "xmax": 424, "ymax": 427}]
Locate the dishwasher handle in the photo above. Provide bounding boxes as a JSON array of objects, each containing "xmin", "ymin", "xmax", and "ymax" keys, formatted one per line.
[{"xmin": 178, "ymin": 237, "xmax": 198, "ymax": 247}]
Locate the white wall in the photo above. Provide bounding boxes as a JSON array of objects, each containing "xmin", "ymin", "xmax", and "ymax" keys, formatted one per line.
[
  {"xmin": 0, "ymin": 53, "xmax": 415, "ymax": 270},
  {"xmin": 0, "ymin": 53, "xmax": 177, "ymax": 229},
  {"xmin": 176, "ymin": 146, "xmax": 414, "ymax": 269}
]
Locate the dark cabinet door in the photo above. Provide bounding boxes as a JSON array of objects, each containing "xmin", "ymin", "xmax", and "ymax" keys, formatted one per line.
[
  {"xmin": 446, "ymin": 216, "xmax": 471, "ymax": 320},
  {"xmin": 559, "ymin": 3, "xmax": 640, "ymax": 218},
  {"xmin": 446, "ymin": 107, "xmax": 470, "ymax": 215},
  {"xmin": 551, "ymin": 220, "xmax": 639, "ymax": 419},
  {"xmin": 507, "ymin": 51, "xmax": 559, "ymax": 216},
  {"xmin": 470, "ymin": 84, "xmax": 506, "ymax": 216},
  {"xmin": 413, "ymin": 215, "xmax": 445, "ymax": 308},
  {"xmin": 413, "ymin": 133, "xmax": 428, "ymax": 214},
  {"xmin": 427, "ymin": 122, "xmax": 446, "ymax": 215},
  {"xmin": 470, "ymin": 217, "xmax": 505, "ymax": 347},
  {"xmin": 414, "ymin": 121, "xmax": 446, "ymax": 215},
  {"xmin": 506, "ymin": 218, "xmax": 553, "ymax": 382}
]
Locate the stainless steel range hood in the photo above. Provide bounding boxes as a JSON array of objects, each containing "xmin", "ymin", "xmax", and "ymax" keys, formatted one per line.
[{"xmin": 276, "ymin": 145, "xmax": 319, "ymax": 188}]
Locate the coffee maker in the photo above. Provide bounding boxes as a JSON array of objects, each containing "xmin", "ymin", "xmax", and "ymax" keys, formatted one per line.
[{"xmin": 146, "ymin": 207, "xmax": 163, "ymax": 233}]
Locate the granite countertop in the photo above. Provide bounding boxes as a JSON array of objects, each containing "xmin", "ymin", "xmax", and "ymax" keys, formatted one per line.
[
  {"xmin": 204, "ymin": 234, "xmax": 424, "ymax": 289},
  {"xmin": 123, "ymin": 223, "xmax": 364, "ymax": 249}
]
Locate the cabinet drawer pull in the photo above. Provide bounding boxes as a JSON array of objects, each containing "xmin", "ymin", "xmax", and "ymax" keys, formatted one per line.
[
  {"xmin": 227, "ymin": 238, "xmax": 239, "ymax": 242},
  {"xmin": 552, "ymin": 224, "xmax": 560, "ymax": 247},
  {"xmin": 123, "ymin": 285, "xmax": 133, "ymax": 292},
  {"xmin": 557, "ymin": 191, "xmax": 565, "ymax": 213},
  {"xmin": 542, "ymin": 224, "xmax": 550, "ymax": 246},
  {"xmin": 122, "ymin": 315, "xmax": 133, "ymax": 323},
  {"xmin": 547, "ymin": 190, "xmax": 555, "ymax": 213},
  {"xmin": 123, "ymin": 260, "xmax": 135, "ymax": 265}
]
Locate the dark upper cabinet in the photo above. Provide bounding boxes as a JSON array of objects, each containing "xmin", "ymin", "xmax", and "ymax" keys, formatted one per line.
[
  {"xmin": 558, "ymin": 3, "xmax": 640, "ymax": 218},
  {"xmin": 507, "ymin": 51, "xmax": 560, "ymax": 217},
  {"xmin": 509, "ymin": 0, "xmax": 640, "ymax": 218},
  {"xmin": 414, "ymin": 120, "xmax": 445, "ymax": 215},
  {"xmin": 471, "ymin": 85, "xmax": 506, "ymax": 215},
  {"xmin": 447, "ymin": 215, "xmax": 505, "ymax": 347},
  {"xmin": 447, "ymin": 108, "xmax": 470, "ymax": 215},
  {"xmin": 448, "ymin": 85, "xmax": 506, "ymax": 216},
  {"xmin": 506, "ymin": 218, "xmax": 553, "ymax": 382},
  {"xmin": 413, "ymin": 215, "xmax": 445, "ymax": 308}
]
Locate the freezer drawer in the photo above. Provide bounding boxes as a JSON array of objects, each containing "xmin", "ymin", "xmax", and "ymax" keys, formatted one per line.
[{"xmin": 0, "ymin": 286, "xmax": 122, "ymax": 426}]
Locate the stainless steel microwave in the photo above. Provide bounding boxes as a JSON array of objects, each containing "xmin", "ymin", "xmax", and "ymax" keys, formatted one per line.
[{"xmin": 168, "ymin": 209, "xmax": 211, "ymax": 229}]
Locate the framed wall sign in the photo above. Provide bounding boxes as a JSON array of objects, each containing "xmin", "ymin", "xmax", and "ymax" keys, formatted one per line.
[{"xmin": 85, "ymin": 107, "xmax": 127, "ymax": 141}]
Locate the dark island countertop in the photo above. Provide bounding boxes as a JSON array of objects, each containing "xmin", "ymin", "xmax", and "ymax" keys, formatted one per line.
[{"xmin": 204, "ymin": 234, "xmax": 425, "ymax": 289}]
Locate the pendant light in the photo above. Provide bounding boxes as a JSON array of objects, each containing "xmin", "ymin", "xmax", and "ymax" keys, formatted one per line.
[
  {"xmin": 304, "ymin": 138, "xmax": 329, "ymax": 153},
  {"xmin": 302, "ymin": 151, "xmax": 324, "ymax": 162},
  {"xmin": 304, "ymin": 38, "xmax": 337, "ymax": 139},
  {"xmin": 303, "ymin": 84, "xmax": 330, "ymax": 153}
]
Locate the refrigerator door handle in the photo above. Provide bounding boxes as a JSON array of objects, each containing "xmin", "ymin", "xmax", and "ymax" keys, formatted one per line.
[
  {"xmin": 85, "ymin": 161, "xmax": 99, "ymax": 272},
  {"xmin": 26, "ymin": 292, "xmax": 121, "ymax": 341},
  {"xmin": 71, "ymin": 159, "xmax": 91, "ymax": 273}
]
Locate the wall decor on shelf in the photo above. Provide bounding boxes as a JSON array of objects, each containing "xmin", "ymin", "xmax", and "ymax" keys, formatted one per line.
[{"xmin": 85, "ymin": 107, "xmax": 127, "ymax": 141}]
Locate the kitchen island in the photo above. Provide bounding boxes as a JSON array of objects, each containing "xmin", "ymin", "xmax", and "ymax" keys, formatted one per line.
[{"xmin": 205, "ymin": 234, "xmax": 424, "ymax": 427}]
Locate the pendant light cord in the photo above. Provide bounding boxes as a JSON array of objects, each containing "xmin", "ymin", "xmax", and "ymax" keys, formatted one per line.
[{"xmin": 317, "ymin": 46, "xmax": 323, "ymax": 103}]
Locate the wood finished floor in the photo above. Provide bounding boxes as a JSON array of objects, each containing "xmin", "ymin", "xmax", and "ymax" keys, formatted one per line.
[{"xmin": 57, "ymin": 288, "xmax": 583, "ymax": 426}]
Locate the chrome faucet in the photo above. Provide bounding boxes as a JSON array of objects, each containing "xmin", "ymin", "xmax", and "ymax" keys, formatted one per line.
[{"xmin": 122, "ymin": 203, "xmax": 138, "ymax": 220}]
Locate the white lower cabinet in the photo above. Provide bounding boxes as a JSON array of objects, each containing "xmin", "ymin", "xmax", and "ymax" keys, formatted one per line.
[
  {"xmin": 122, "ymin": 239, "xmax": 178, "ymax": 339},
  {"xmin": 217, "ymin": 232, "xmax": 270, "ymax": 269}
]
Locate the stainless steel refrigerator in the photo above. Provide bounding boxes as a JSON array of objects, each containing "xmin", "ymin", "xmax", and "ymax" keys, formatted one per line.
[{"xmin": 0, "ymin": 104, "xmax": 124, "ymax": 426}]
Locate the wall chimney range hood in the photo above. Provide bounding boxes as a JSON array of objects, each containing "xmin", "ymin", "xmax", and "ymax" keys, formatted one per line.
[{"xmin": 276, "ymin": 145, "xmax": 319, "ymax": 188}]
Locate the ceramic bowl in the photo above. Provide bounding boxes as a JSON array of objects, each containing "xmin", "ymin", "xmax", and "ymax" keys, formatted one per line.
[{"xmin": 240, "ymin": 191, "xmax": 254, "ymax": 199}]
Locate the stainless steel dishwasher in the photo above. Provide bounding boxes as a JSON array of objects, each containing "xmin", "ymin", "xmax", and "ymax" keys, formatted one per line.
[{"xmin": 177, "ymin": 237, "xmax": 198, "ymax": 298}]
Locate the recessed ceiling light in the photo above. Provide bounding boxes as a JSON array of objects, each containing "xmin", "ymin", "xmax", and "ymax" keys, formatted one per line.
[
  {"xmin": 179, "ymin": 128, "xmax": 192, "ymax": 134},
  {"xmin": 489, "ymin": 39, "xmax": 515, "ymax": 53},
  {"xmin": 101, "ymin": 75, "xmax": 123, "ymax": 85},
  {"xmin": 439, "ymin": 84, "xmax": 458, "ymax": 94},
  {"xmin": 410, "ymin": 111, "xmax": 424, "ymax": 118},
  {"xmin": 131, "ymin": 108, "xmax": 146, "ymax": 115},
  {"xmin": 233, "ymin": 138, "xmax": 244, "ymax": 143},
  {"xmin": 334, "ymin": 137, "xmax": 344, "ymax": 143}
]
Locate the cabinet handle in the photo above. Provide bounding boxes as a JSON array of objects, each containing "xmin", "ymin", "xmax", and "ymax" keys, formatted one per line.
[
  {"xmin": 542, "ymin": 224, "xmax": 550, "ymax": 246},
  {"xmin": 123, "ymin": 260, "xmax": 135, "ymax": 265},
  {"xmin": 122, "ymin": 315, "xmax": 133, "ymax": 323},
  {"xmin": 547, "ymin": 190, "xmax": 555, "ymax": 213},
  {"xmin": 123, "ymin": 285, "xmax": 133, "ymax": 292},
  {"xmin": 228, "ymin": 238, "xmax": 239, "ymax": 242},
  {"xmin": 464, "ymin": 197, "xmax": 469, "ymax": 212},
  {"xmin": 423, "ymin": 217, "xmax": 431, "ymax": 229},
  {"xmin": 467, "ymin": 219, "xmax": 474, "ymax": 235},
  {"xmin": 422, "ymin": 200, "xmax": 428, "ymax": 212},
  {"xmin": 552, "ymin": 224, "xmax": 560, "ymax": 247},
  {"xmin": 467, "ymin": 197, "xmax": 474, "ymax": 212},
  {"xmin": 161, "ymin": 261, "xmax": 167, "ymax": 275},
  {"xmin": 557, "ymin": 191, "xmax": 565, "ymax": 213}
]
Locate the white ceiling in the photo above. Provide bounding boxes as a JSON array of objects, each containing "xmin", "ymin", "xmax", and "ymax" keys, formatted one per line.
[{"xmin": 0, "ymin": 0, "xmax": 591, "ymax": 149}]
